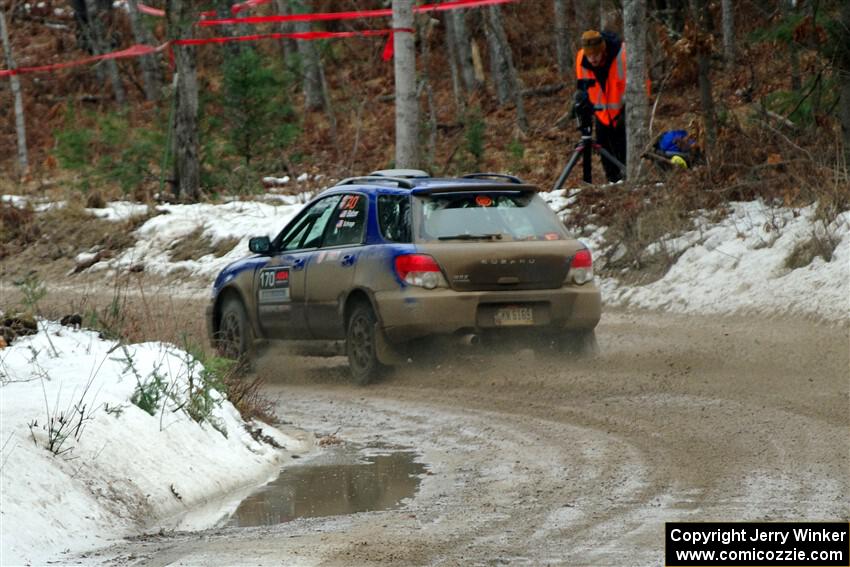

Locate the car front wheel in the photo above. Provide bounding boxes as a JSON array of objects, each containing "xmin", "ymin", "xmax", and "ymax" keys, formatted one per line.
[
  {"xmin": 346, "ymin": 303, "xmax": 383, "ymax": 385},
  {"xmin": 217, "ymin": 296, "xmax": 254, "ymax": 362}
]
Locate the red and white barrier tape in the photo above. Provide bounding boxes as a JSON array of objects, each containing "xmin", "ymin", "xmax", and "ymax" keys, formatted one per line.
[
  {"xmin": 199, "ymin": 0, "xmax": 517, "ymax": 26},
  {"xmin": 0, "ymin": 43, "xmax": 168, "ymax": 77},
  {"xmin": 0, "ymin": 28, "xmax": 413, "ymax": 77}
]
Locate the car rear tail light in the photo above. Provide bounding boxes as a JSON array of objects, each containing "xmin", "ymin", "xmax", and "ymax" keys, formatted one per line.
[
  {"xmin": 394, "ymin": 254, "xmax": 447, "ymax": 289},
  {"xmin": 567, "ymin": 248, "xmax": 594, "ymax": 285}
]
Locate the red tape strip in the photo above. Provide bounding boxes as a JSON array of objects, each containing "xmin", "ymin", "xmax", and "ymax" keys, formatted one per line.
[
  {"xmin": 173, "ymin": 28, "xmax": 412, "ymax": 46},
  {"xmin": 199, "ymin": 0, "xmax": 517, "ymax": 26},
  {"xmin": 0, "ymin": 43, "xmax": 167, "ymax": 77},
  {"xmin": 0, "ymin": 28, "xmax": 414, "ymax": 77},
  {"xmin": 137, "ymin": 3, "xmax": 164, "ymax": 16}
]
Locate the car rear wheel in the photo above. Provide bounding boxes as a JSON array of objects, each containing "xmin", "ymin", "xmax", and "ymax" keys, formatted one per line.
[
  {"xmin": 217, "ymin": 296, "xmax": 254, "ymax": 363},
  {"xmin": 346, "ymin": 303, "xmax": 384, "ymax": 385},
  {"xmin": 560, "ymin": 330, "xmax": 599, "ymax": 356}
]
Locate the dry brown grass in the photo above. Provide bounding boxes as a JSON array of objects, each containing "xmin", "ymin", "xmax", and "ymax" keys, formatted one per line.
[{"xmin": 169, "ymin": 227, "xmax": 240, "ymax": 262}]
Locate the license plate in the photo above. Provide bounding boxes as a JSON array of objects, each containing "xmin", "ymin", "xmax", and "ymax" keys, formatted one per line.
[{"xmin": 494, "ymin": 306, "xmax": 534, "ymax": 326}]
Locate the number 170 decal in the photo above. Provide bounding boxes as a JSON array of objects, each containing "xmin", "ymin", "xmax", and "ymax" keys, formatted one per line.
[{"xmin": 258, "ymin": 267, "xmax": 290, "ymax": 304}]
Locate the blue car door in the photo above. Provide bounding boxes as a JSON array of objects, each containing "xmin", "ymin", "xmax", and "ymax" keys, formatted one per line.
[
  {"xmin": 305, "ymin": 193, "xmax": 368, "ymax": 339},
  {"xmin": 256, "ymin": 195, "xmax": 342, "ymax": 340}
]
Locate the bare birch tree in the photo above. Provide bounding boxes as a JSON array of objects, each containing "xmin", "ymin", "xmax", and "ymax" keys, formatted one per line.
[
  {"xmin": 393, "ymin": 0, "xmax": 419, "ymax": 168},
  {"xmin": 82, "ymin": 0, "xmax": 126, "ymax": 105},
  {"xmin": 126, "ymin": 0, "xmax": 161, "ymax": 101},
  {"xmin": 720, "ymin": 0, "xmax": 735, "ymax": 65},
  {"xmin": 272, "ymin": 0, "xmax": 296, "ymax": 65},
  {"xmin": 448, "ymin": 11, "xmax": 480, "ymax": 94},
  {"xmin": 484, "ymin": 6, "xmax": 528, "ymax": 132},
  {"xmin": 0, "ymin": 5, "xmax": 28, "ymax": 175},
  {"xmin": 624, "ymin": 0, "xmax": 649, "ymax": 181},
  {"xmin": 553, "ymin": 0, "xmax": 572, "ymax": 77},
  {"xmin": 293, "ymin": 1, "xmax": 326, "ymax": 112},
  {"xmin": 444, "ymin": 12, "xmax": 465, "ymax": 112},
  {"xmin": 167, "ymin": 0, "xmax": 201, "ymax": 201}
]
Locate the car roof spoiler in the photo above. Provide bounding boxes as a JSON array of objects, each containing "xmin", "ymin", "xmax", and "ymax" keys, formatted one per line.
[{"xmin": 411, "ymin": 183, "xmax": 538, "ymax": 195}]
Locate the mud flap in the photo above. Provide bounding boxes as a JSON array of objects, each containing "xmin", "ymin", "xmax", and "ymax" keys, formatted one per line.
[{"xmin": 375, "ymin": 323, "xmax": 405, "ymax": 365}]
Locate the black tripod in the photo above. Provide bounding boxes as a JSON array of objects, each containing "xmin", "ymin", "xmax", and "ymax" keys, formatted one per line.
[{"xmin": 552, "ymin": 84, "xmax": 625, "ymax": 191}]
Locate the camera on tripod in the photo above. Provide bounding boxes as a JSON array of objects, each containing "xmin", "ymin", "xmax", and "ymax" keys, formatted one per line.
[
  {"xmin": 552, "ymin": 77, "xmax": 625, "ymax": 189},
  {"xmin": 571, "ymin": 78, "xmax": 596, "ymax": 134}
]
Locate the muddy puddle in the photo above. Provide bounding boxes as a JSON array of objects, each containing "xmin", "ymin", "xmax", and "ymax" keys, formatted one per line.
[{"xmin": 226, "ymin": 445, "xmax": 426, "ymax": 527}]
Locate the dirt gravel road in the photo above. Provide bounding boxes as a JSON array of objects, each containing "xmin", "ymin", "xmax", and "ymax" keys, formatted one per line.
[{"xmin": 75, "ymin": 310, "xmax": 848, "ymax": 566}]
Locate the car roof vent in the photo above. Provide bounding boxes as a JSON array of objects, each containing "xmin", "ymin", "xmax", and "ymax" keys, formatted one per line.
[
  {"xmin": 335, "ymin": 176, "xmax": 415, "ymax": 189},
  {"xmin": 462, "ymin": 172, "xmax": 524, "ymax": 184},
  {"xmin": 369, "ymin": 168, "xmax": 431, "ymax": 178}
]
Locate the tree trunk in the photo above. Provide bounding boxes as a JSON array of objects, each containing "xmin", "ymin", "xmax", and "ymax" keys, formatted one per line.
[
  {"xmin": 125, "ymin": 0, "xmax": 161, "ymax": 101},
  {"xmin": 82, "ymin": 0, "xmax": 126, "ymax": 105},
  {"xmin": 720, "ymin": 0, "xmax": 735, "ymax": 65},
  {"xmin": 624, "ymin": 0, "xmax": 649, "ymax": 181},
  {"xmin": 553, "ymin": 0, "xmax": 572, "ymax": 77},
  {"xmin": 215, "ymin": 0, "xmax": 243, "ymax": 57},
  {"xmin": 272, "ymin": 0, "xmax": 296, "ymax": 66},
  {"xmin": 393, "ymin": 0, "xmax": 419, "ymax": 169},
  {"xmin": 0, "ymin": 5, "xmax": 28, "ymax": 175},
  {"xmin": 448, "ymin": 10, "xmax": 479, "ymax": 93},
  {"xmin": 484, "ymin": 7, "xmax": 510, "ymax": 105},
  {"xmin": 839, "ymin": 0, "xmax": 850, "ymax": 171},
  {"xmin": 421, "ymin": 17, "xmax": 438, "ymax": 170},
  {"xmin": 484, "ymin": 6, "xmax": 528, "ymax": 132},
  {"xmin": 167, "ymin": 0, "xmax": 201, "ymax": 201},
  {"xmin": 691, "ymin": 0, "xmax": 716, "ymax": 154},
  {"xmin": 293, "ymin": 2, "xmax": 326, "ymax": 112},
  {"xmin": 444, "ymin": 11, "xmax": 465, "ymax": 113}
]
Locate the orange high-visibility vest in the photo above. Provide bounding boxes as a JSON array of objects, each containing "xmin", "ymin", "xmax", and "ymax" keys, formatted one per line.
[{"xmin": 575, "ymin": 44, "xmax": 627, "ymax": 127}]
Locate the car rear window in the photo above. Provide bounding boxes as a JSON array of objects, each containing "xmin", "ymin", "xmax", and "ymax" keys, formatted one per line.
[{"xmin": 415, "ymin": 192, "xmax": 567, "ymax": 242}]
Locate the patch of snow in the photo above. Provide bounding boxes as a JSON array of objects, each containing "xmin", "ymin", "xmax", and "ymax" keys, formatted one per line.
[
  {"xmin": 86, "ymin": 201, "xmax": 150, "ymax": 222},
  {"xmin": 74, "ymin": 250, "xmax": 99, "ymax": 265},
  {"xmin": 602, "ymin": 202, "xmax": 850, "ymax": 321},
  {"xmin": 0, "ymin": 322, "xmax": 309, "ymax": 565},
  {"xmin": 94, "ymin": 201, "xmax": 303, "ymax": 280},
  {"xmin": 262, "ymin": 175, "xmax": 290, "ymax": 185},
  {"xmin": 296, "ymin": 173, "xmax": 309, "ymax": 182}
]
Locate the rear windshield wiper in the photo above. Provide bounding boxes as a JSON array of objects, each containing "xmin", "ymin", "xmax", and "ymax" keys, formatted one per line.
[{"xmin": 437, "ymin": 233, "xmax": 504, "ymax": 241}]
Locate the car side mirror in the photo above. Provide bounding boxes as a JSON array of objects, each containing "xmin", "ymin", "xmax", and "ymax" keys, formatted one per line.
[{"xmin": 248, "ymin": 236, "xmax": 271, "ymax": 254}]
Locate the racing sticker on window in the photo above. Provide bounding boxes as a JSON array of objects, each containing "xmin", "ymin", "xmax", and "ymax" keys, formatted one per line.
[
  {"xmin": 340, "ymin": 195, "xmax": 361, "ymax": 210},
  {"xmin": 258, "ymin": 267, "xmax": 290, "ymax": 304}
]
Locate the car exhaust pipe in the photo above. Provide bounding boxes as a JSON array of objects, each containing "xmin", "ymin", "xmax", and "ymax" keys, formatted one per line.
[{"xmin": 459, "ymin": 333, "xmax": 481, "ymax": 346}]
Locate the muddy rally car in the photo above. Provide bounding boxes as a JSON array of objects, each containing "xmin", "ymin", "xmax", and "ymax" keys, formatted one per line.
[{"xmin": 207, "ymin": 171, "xmax": 601, "ymax": 383}]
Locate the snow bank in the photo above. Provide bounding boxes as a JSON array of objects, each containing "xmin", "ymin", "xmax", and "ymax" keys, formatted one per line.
[
  {"xmin": 599, "ymin": 202, "xmax": 850, "ymax": 322},
  {"xmin": 94, "ymin": 199, "xmax": 305, "ymax": 280},
  {"xmin": 537, "ymin": 191, "xmax": 850, "ymax": 323},
  {"xmin": 0, "ymin": 322, "xmax": 308, "ymax": 566}
]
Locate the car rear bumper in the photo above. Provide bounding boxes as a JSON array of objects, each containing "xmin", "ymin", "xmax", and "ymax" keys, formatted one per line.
[{"xmin": 374, "ymin": 284, "xmax": 601, "ymax": 343}]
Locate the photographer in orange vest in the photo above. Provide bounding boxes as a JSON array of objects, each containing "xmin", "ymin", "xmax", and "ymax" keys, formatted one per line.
[{"xmin": 576, "ymin": 29, "xmax": 627, "ymax": 183}]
